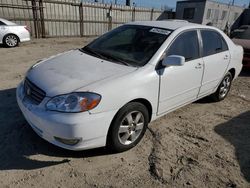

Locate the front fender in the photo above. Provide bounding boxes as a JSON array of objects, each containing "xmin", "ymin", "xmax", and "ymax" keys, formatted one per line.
[{"xmin": 79, "ymin": 65, "xmax": 160, "ymax": 116}]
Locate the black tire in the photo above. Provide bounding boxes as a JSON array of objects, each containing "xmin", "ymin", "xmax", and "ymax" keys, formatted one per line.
[
  {"xmin": 3, "ymin": 34, "xmax": 19, "ymax": 48},
  {"xmin": 107, "ymin": 102, "xmax": 149, "ymax": 153},
  {"xmin": 211, "ymin": 72, "xmax": 232, "ymax": 102}
]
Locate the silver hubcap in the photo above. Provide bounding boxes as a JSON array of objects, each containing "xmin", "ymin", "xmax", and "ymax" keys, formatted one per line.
[
  {"xmin": 118, "ymin": 111, "xmax": 145, "ymax": 145},
  {"xmin": 6, "ymin": 35, "xmax": 17, "ymax": 47},
  {"xmin": 219, "ymin": 76, "xmax": 231, "ymax": 98}
]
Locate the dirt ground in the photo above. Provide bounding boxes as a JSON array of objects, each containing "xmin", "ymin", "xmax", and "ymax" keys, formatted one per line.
[{"xmin": 0, "ymin": 38, "xmax": 249, "ymax": 188}]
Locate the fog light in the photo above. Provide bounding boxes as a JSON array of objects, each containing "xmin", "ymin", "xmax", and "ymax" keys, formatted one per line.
[{"xmin": 54, "ymin": 137, "xmax": 81, "ymax": 146}]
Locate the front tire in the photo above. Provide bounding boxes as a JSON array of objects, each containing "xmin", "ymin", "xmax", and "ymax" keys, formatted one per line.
[
  {"xmin": 4, "ymin": 34, "xmax": 19, "ymax": 47},
  {"xmin": 211, "ymin": 72, "xmax": 232, "ymax": 102},
  {"xmin": 107, "ymin": 102, "xmax": 149, "ymax": 153}
]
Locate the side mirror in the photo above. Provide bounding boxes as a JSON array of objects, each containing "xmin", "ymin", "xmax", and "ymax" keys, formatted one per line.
[{"xmin": 162, "ymin": 55, "xmax": 185, "ymax": 67}]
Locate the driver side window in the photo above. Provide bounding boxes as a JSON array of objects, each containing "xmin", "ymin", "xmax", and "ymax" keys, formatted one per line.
[{"xmin": 166, "ymin": 30, "xmax": 200, "ymax": 62}]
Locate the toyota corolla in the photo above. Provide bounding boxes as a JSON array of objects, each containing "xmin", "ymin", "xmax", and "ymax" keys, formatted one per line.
[{"xmin": 16, "ymin": 20, "xmax": 243, "ymax": 152}]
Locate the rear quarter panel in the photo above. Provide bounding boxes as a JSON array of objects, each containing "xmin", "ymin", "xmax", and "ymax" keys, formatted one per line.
[
  {"xmin": 221, "ymin": 32, "xmax": 243, "ymax": 79},
  {"xmin": 229, "ymin": 44, "xmax": 243, "ymax": 78},
  {"xmin": 4, "ymin": 26, "xmax": 30, "ymax": 42}
]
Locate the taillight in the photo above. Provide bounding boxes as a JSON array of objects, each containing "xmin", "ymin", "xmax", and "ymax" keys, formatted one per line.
[{"xmin": 24, "ymin": 26, "xmax": 30, "ymax": 32}]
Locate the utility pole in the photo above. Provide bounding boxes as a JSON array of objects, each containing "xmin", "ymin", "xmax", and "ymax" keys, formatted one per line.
[{"xmin": 126, "ymin": 0, "xmax": 130, "ymax": 6}]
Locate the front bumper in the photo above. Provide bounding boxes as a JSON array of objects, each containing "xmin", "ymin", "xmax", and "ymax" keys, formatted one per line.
[
  {"xmin": 16, "ymin": 82, "xmax": 116, "ymax": 151},
  {"xmin": 20, "ymin": 37, "xmax": 30, "ymax": 43}
]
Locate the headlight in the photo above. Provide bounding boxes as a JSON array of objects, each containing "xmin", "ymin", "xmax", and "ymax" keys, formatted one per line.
[{"xmin": 46, "ymin": 92, "xmax": 101, "ymax": 113}]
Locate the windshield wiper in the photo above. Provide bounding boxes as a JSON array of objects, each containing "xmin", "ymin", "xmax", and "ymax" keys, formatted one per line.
[
  {"xmin": 96, "ymin": 50, "xmax": 132, "ymax": 66},
  {"xmin": 80, "ymin": 46, "xmax": 106, "ymax": 60},
  {"xmin": 80, "ymin": 47, "xmax": 134, "ymax": 67}
]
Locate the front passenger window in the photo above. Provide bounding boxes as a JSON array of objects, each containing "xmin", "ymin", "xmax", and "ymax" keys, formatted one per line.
[{"xmin": 166, "ymin": 30, "xmax": 200, "ymax": 61}]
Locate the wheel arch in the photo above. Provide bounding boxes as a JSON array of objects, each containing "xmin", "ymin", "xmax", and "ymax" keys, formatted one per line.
[
  {"xmin": 110, "ymin": 98, "xmax": 153, "ymax": 125},
  {"xmin": 228, "ymin": 68, "xmax": 236, "ymax": 79},
  {"xmin": 129, "ymin": 98, "xmax": 153, "ymax": 123},
  {"xmin": 106, "ymin": 98, "xmax": 153, "ymax": 146},
  {"xmin": 3, "ymin": 33, "xmax": 20, "ymax": 42}
]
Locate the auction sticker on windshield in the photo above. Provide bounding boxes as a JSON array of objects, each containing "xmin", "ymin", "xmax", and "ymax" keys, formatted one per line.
[{"xmin": 150, "ymin": 28, "xmax": 171, "ymax": 35}]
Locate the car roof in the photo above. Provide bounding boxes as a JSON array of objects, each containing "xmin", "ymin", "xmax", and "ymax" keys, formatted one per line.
[
  {"xmin": 0, "ymin": 18, "xmax": 17, "ymax": 25},
  {"xmin": 127, "ymin": 20, "xmax": 202, "ymax": 30}
]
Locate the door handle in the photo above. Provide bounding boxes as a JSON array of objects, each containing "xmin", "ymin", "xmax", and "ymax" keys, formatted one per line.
[
  {"xmin": 195, "ymin": 63, "xmax": 202, "ymax": 69},
  {"xmin": 224, "ymin": 55, "xmax": 229, "ymax": 60}
]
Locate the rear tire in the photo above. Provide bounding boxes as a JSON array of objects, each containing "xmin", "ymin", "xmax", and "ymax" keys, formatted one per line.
[
  {"xmin": 107, "ymin": 102, "xmax": 149, "ymax": 153},
  {"xmin": 4, "ymin": 34, "xmax": 19, "ymax": 47},
  {"xmin": 211, "ymin": 72, "xmax": 232, "ymax": 102}
]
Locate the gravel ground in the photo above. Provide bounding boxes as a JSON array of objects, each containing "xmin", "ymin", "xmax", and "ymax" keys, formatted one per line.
[{"xmin": 0, "ymin": 38, "xmax": 249, "ymax": 188}]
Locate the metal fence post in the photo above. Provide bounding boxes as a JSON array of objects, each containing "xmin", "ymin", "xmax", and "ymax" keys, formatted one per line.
[
  {"xmin": 150, "ymin": 8, "xmax": 154, "ymax": 20},
  {"xmin": 108, "ymin": 5, "xmax": 112, "ymax": 31},
  {"xmin": 132, "ymin": 6, "xmax": 135, "ymax": 21},
  {"xmin": 31, "ymin": 0, "xmax": 38, "ymax": 38},
  {"xmin": 79, "ymin": 2, "xmax": 84, "ymax": 37},
  {"xmin": 39, "ymin": 0, "xmax": 45, "ymax": 38}
]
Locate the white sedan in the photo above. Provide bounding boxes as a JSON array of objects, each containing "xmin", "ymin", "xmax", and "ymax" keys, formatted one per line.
[
  {"xmin": 0, "ymin": 18, "xmax": 30, "ymax": 47},
  {"xmin": 16, "ymin": 20, "xmax": 243, "ymax": 152}
]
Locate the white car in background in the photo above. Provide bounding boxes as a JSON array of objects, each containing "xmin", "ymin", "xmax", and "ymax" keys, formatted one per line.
[
  {"xmin": 0, "ymin": 18, "xmax": 30, "ymax": 47},
  {"xmin": 17, "ymin": 20, "xmax": 243, "ymax": 152}
]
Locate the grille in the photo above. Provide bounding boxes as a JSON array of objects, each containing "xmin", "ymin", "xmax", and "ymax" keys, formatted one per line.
[{"xmin": 24, "ymin": 78, "xmax": 46, "ymax": 105}]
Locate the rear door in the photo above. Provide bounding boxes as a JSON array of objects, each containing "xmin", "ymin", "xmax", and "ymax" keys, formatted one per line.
[{"xmin": 198, "ymin": 30, "xmax": 230, "ymax": 96}]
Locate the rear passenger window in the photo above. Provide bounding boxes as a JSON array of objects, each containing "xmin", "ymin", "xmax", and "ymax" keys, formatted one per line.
[
  {"xmin": 166, "ymin": 30, "xmax": 200, "ymax": 61},
  {"xmin": 0, "ymin": 21, "xmax": 5, "ymax": 26},
  {"xmin": 201, "ymin": 30, "xmax": 228, "ymax": 57}
]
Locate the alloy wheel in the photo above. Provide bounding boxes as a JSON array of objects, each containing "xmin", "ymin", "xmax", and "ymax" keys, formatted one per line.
[
  {"xmin": 5, "ymin": 35, "xmax": 18, "ymax": 47},
  {"xmin": 118, "ymin": 111, "xmax": 145, "ymax": 145},
  {"xmin": 219, "ymin": 76, "xmax": 231, "ymax": 98}
]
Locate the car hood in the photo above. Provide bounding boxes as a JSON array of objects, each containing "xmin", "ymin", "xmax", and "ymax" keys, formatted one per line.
[
  {"xmin": 232, "ymin": 38, "xmax": 250, "ymax": 49},
  {"xmin": 27, "ymin": 50, "xmax": 137, "ymax": 97}
]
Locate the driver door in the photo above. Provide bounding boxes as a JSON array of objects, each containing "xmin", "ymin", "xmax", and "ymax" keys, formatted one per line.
[{"xmin": 157, "ymin": 30, "xmax": 204, "ymax": 115}]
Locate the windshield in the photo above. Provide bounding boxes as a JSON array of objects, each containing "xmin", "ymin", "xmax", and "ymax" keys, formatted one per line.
[
  {"xmin": 232, "ymin": 27, "xmax": 250, "ymax": 40},
  {"xmin": 81, "ymin": 25, "xmax": 172, "ymax": 67}
]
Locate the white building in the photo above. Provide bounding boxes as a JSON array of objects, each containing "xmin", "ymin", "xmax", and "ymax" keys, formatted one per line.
[{"xmin": 176, "ymin": 0, "xmax": 244, "ymax": 30}]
